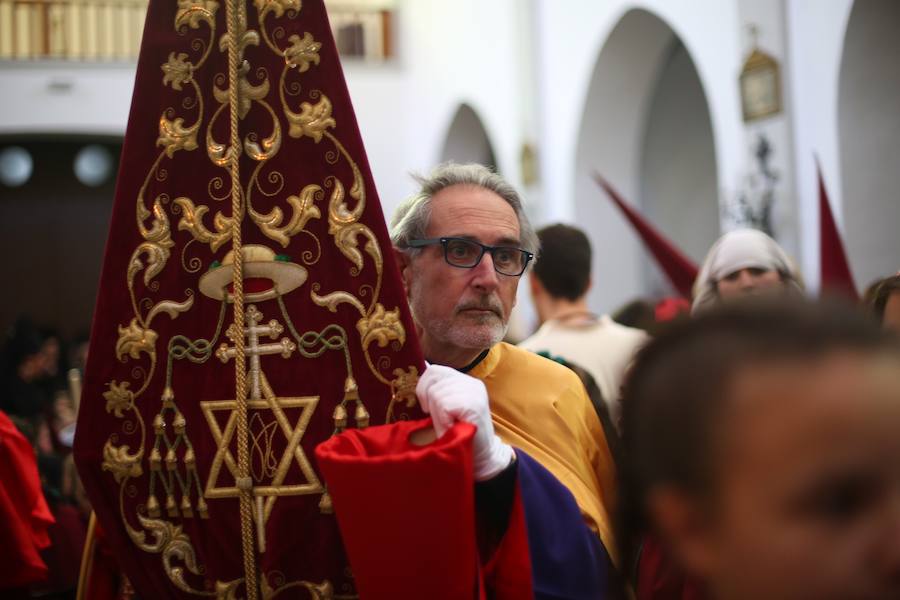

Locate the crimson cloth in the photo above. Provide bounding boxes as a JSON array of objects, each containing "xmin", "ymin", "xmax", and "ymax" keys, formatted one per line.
[
  {"xmin": 594, "ymin": 173, "xmax": 699, "ymax": 298},
  {"xmin": 316, "ymin": 419, "xmax": 611, "ymax": 599},
  {"xmin": 316, "ymin": 419, "xmax": 483, "ymax": 600},
  {"xmin": 81, "ymin": 521, "xmax": 128, "ymax": 600},
  {"xmin": 36, "ymin": 503, "xmax": 87, "ymax": 594},
  {"xmin": 636, "ymin": 535, "xmax": 707, "ymax": 600},
  {"xmin": 817, "ymin": 161, "xmax": 858, "ymax": 300},
  {"xmin": 0, "ymin": 410, "xmax": 54, "ymax": 590},
  {"xmin": 654, "ymin": 298, "xmax": 690, "ymax": 323}
]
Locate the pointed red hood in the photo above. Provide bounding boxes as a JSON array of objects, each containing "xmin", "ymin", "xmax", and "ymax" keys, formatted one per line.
[{"xmin": 593, "ymin": 173, "xmax": 699, "ymax": 298}]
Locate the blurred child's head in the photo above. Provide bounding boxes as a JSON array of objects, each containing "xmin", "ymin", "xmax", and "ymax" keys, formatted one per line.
[{"xmin": 621, "ymin": 299, "xmax": 900, "ymax": 600}]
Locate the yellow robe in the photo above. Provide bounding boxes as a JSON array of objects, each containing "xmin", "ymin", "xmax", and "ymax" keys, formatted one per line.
[{"xmin": 468, "ymin": 342, "xmax": 618, "ymax": 563}]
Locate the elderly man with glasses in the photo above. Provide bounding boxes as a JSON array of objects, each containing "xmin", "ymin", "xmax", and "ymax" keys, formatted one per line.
[{"xmin": 389, "ymin": 163, "xmax": 619, "ymax": 597}]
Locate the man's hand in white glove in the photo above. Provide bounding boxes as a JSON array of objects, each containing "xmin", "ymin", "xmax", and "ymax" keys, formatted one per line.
[{"xmin": 416, "ymin": 364, "xmax": 515, "ymax": 481}]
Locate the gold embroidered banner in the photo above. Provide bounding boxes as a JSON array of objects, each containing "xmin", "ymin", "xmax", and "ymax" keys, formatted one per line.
[{"xmin": 74, "ymin": 1, "xmax": 424, "ymax": 597}]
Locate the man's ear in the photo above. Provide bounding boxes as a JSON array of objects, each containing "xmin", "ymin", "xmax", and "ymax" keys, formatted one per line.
[
  {"xmin": 646, "ymin": 486, "xmax": 720, "ymax": 580},
  {"xmin": 393, "ymin": 247, "xmax": 412, "ymax": 296}
]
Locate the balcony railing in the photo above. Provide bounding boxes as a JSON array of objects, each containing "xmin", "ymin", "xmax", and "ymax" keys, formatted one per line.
[
  {"xmin": 0, "ymin": 0, "xmax": 147, "ymax": 60},
  {"xmin": 0, "ymin": 0, "xmax": 394, "ymax": 62},
  {"xmin": 329, "ymin": 6, "xmax": 393, "ymax": 61}
]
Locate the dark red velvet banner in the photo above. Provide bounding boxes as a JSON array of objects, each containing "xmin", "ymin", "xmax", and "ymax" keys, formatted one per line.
[{"xmin": 73, "ymin": 0, "xmax": 424, "ymax": 597}]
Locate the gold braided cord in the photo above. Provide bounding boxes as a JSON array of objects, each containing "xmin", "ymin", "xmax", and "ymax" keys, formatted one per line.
[{"xmin": 224, "ymin": 0, "xmax": 258, "ymax": 596}]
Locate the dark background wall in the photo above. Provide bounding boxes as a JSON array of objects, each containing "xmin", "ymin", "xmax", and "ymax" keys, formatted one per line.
[{"xmin": 0, "ymin": 137, "xmax": 120, "ymax": 339}]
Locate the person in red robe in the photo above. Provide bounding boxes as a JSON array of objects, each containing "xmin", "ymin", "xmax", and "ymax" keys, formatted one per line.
[{"xmin": 0, "ymin": 409, "xmax": 55, "ymax": 595}]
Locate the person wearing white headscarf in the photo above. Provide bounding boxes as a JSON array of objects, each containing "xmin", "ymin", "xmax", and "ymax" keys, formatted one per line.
[{"xmin": 692, "ymin": 229, "xmax": 804, "ymax": 314}]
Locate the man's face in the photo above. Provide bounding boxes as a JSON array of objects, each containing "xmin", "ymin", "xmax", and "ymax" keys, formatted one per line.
[
  {"xmin": 685, "ymin": 353, "xmax": 900, "ymax": 600},
  {"xmin": 400, "ymin": 184, "xmax": 522, "ymax": 366}
]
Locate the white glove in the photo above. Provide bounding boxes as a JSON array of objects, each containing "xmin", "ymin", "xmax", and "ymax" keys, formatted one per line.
[{"xmin": 416, "ymin": 363, "xmax": 515, "ymax": 481}]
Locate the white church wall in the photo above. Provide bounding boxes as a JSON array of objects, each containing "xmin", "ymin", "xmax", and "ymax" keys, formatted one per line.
[
  {"xmin": 571, "ymin": 9, "xmax": 679, "ymax": 312},
  {"xmin": 340, "ymin": 64, "xmax": 414, "ymax": 217},
  {"xmin": 536, "ymin": 0, "xmax": 744, "ymax": 224},
  {"xmin": 837, "ymin": 0, "xmax": 900, "ymax": 289},
  {"xmin": 639, "ymin": 39, "xmax": 719, "ymax": 286},
  {"xmin": 734, "ymin": 0, "xmax": 800, "ymax": 263},
  {"xmin": 0, "ymin": 62, "xmax": 135, "ymax": 136},
  {"xmin": 786, "ymin": 0, "xmax": 854, "ymax": 291},
  {"xmin": 535, "ymin": 0, "xmax": 744, "ymax": 312},
  {"xmin": 346, "ymin": 0, "xmax": 526, "ymax": 221}
]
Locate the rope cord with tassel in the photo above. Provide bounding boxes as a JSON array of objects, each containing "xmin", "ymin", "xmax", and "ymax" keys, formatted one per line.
[{"xmin": 224, "ymin": 0, "xmax": 259, "ymax": 596}]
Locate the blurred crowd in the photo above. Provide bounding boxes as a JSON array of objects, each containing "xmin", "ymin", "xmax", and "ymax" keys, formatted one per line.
[
  {"xmin": 2, "ymin": 221, "xmax": 899, "ymax": 599},
  {"xmin": 1, "ymin": 319, "xmax": 91, "ymax": 599}
]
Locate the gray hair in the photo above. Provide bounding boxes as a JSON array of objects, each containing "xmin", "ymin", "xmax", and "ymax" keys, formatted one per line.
[{"xmin": 390, "ymin": 162, "xmax": 540, "ymax": 261}]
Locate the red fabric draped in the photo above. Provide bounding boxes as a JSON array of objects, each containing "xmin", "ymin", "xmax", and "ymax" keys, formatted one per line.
[
  {"xmin": 593, "ymin": 173, "xmax": 699, "ymax": 298},
  {"xmin": 316, "ymin": 419, "xmax": 536, "ymax": 600},
  {"xmin": 316, "ymin": 420, "xmax": 480, "ymax": 600},
  {"xmin": 0, "ymin": 410, "xmax": 54, "ymax": 590}
]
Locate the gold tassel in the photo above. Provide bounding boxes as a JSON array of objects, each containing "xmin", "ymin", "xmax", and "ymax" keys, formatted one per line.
[
  {"xmin": 343, "ymin": 376, "xmax": 360, "ymax": 402},
  {"xmin": 149, "ymin": 447, "xmax": 162, "ymax": 471},
  {"xmin": 147, "ymin": 494, "xmax": 160, "ymax": 518},
  {"xmin": 332, "ymin": 404, "xmax": 347, "ymax": 431},
  {"xmin": 197, "ymin": 497, "xmax": 209, "ymax": 519},
  {"xmin": 173, "ymin": 411, "xmax": 186, "ymax": 435},
  {"xmin": 165, "ymin": 448, "xmax": 177, "ymax": 471},
  {"xmin": 180, "ymin": 495, "xmax": 193, "ymax": 518},
  {"xmin": 354, "ymin": 403, "xmax": 370, "ymax": 428},
  {"xmin": 165, "ymin": 494, "xmax": 178, "ymax": 517}
]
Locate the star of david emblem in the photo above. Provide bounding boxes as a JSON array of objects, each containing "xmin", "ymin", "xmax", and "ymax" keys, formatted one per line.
[
  {"xmin": 201, "ymin": 305, "xmax": 324, "ymax": 527},
  {"xmin": 201, "ymin": 373, "xmax": 323, "ymax": 524}
]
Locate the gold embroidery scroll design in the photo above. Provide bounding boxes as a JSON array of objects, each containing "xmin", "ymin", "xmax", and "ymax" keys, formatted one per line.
[
  {"xmin": 103, "ymin": 0, "xmax": 241, "ymax": 594},
  {"xmin": 102, "ymin": 0, "xmax": 420, "ymax": 595},
  {"xmin": 142, "ymin": 299, "xmax": 230, "ymax": 521}
]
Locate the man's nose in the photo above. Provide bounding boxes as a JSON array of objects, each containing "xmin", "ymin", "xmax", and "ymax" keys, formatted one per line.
[{"xmin": 470, "ymin": 252, "xmax": 500, "ymax": 290}]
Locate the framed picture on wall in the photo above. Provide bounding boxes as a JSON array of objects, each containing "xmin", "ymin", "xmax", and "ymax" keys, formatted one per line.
[{"xmin": 740, "ymin": 48, "xmax": 782, "ymax": 122}]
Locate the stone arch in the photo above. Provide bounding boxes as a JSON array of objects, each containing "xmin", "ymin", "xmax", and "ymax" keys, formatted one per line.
[
  {"xmin": 573, "ymin": 8, "xmax": 718, "ymax": 310},
  {"xmin": 838, "ymin": 0, "xmax": 900, "ymax": 288},
  {"xmin": 439, "ymin": 103, "xmax": 498, "ymax": 170}
]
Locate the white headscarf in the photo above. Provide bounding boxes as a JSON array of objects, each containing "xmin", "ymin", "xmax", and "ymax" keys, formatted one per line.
[{"xmin": 692, "ymin": 229, "xmax": 803, "ymax": 314}]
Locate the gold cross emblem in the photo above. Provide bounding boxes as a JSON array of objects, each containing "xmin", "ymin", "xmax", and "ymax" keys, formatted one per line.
[{"xmin": 201, "ymin": 305, "xmax": 324, "ymax": 532}]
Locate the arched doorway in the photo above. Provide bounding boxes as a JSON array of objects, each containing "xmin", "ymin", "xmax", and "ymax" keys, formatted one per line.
[
  {"xmin": 838, "ymin": 0, "xmax": 900, "ymax": 289},
  {"xmin": 439, "ymin": 104, "xmax": 498, "ymax": 170},
  {"xmin": 574, "ymin": 9, "xmax": 718, "ymax": 311}
]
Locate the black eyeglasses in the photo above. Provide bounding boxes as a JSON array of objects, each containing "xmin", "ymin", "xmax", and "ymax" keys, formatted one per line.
[{"xmin": 407, "ymin": 237, "xmax": 534, "ymax": 277}]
